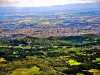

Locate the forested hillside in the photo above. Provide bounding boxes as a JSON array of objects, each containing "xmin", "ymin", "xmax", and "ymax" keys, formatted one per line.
[{"xmin": 0, "ymin": 34, "xmax": 100, "ymax": 75}]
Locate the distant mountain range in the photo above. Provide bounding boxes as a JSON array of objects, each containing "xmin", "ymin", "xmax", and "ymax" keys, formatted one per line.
[{"xmin": 0, "ymin": 2, "xmax": 100, "ymax": 14}]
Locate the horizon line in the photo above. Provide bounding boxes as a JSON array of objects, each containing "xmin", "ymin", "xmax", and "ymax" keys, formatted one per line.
[{"xmin": 0, "ymin": 2, "xmax": 99, "ymax": 8}]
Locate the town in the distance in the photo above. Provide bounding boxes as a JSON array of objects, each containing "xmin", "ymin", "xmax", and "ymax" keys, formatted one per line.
[{"xmin": 0, "ymin": 2, "xmax": 100, "ymax": 38}]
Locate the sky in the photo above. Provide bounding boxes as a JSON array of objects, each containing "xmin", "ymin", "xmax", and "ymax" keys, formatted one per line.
[{"xmin": 0, "ymin": 0, "xmax": 100, "ymax": 7}]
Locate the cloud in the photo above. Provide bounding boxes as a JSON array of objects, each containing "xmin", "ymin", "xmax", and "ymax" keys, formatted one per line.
[
  {"xmin": 0, "ymin": 0, "xmax": 18, "ymax": 3},
  {"xmin": 0, "ymin": 0, "xmax": 18, "ymax": 6},
  {"xmin": 0, "ymin": 0, "xmax": 34, "ymax": 7},
  {"xmin": 0, "ymin": 0, "xmax": 8, "ymax": 2}
]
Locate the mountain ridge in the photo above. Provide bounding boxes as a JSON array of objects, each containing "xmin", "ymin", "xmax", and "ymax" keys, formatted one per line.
[{"xmin": 0, "ymin": 2, "xmax": 100, "ymax": 14}]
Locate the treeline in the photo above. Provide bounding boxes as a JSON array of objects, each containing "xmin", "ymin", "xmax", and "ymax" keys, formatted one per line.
[{"xmin": 8, "ymin": 34, "xmax": 100, "ymax": 46}]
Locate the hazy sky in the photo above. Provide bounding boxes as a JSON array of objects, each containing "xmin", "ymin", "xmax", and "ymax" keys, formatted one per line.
[{"xmin": 0, "ymin": 0, "xmax": 100, "ymax": 7}]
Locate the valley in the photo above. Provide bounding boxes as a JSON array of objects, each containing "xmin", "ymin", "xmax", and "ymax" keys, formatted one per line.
[{"xmin": 0, "ymin": 2, "xmax": 100, "ymax": 75}]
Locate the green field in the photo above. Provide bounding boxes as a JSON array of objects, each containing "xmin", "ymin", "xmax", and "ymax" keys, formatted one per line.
[{"xmin": 0, "ymin": 34, "xmax": 100, "ymax": 75}]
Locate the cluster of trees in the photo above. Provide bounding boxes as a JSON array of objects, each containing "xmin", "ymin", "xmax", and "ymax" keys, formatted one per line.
[{"xmin": 0, "ymin": 34, "xmax": 100, "ymax": 75}]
